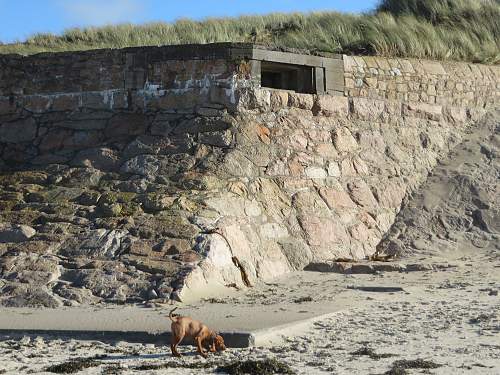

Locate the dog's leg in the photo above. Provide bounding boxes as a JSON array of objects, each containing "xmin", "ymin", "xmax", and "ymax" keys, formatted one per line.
[
  {"xmin": 171, "ymin": 329, "xmax": 185, "ymax": 357},
  {"xmin": 195, "ymin": 336, "xmax": 208, "ymax": 358}
]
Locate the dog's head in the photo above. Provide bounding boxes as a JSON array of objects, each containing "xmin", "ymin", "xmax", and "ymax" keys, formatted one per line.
[{"xmin": 211, "ymin": 332, "xmax": 226, "ymax": 351}]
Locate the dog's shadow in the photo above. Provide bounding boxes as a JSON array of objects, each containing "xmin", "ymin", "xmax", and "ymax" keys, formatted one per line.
[{"xmin": 100, "ymin": 351, "xmax": 200, "ymax": 361}]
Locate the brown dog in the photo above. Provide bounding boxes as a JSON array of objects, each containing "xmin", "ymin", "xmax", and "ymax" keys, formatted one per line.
[{"xmin": 169, "ymin": 307, "xmax": 226, "ymax": 358}]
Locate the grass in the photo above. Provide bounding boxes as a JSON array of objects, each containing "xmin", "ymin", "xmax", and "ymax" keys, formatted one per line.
[{"xmin": 0, "ymin": 0, "xmax": 498, "ymax": 63}]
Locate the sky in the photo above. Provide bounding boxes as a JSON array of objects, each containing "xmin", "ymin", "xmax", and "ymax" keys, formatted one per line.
[{"xmin": 0, "ymin": 0, "xmax": 380, "ymax": 43}]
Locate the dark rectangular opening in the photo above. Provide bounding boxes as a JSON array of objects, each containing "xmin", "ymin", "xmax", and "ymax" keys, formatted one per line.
[{"xmin": 260, "ymin": 62, "xmax": 315, "ymax": 94}]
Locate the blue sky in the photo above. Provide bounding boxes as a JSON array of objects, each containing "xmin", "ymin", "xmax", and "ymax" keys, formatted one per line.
[{"xmin": 0, "ymin": 0, "xmax": 379, "ymax": 43}]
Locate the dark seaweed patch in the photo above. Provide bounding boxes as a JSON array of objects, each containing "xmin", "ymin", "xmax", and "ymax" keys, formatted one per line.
[
  {"xmin": 384, "ymin": 359, "xmax": 442, "ymax": 374},
  {"xmin": 351, "ymin": 346, "xmax": 397, "ymax": 360},
  {"xmin": 45, "ymin": 358, "xmax": 101, "ymax": 374},
  {"xmin": 216, "ymin": 359, "xmax": 296, "ymax": 375}
]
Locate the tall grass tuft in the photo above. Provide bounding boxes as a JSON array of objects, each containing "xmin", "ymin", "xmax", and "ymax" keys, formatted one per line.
[{"xmin": 0, "ymin": 0, "xmax": 498, "ymax": 63}]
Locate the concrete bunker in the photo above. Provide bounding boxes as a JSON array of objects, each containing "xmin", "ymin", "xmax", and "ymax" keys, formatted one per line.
[
  {"xmin": 248, "ymin": 47, "xmax": 344, "ymax": 95},
  {"xmin": 260, "ymin": 62, "xmax": 315, "ymax": 93}
]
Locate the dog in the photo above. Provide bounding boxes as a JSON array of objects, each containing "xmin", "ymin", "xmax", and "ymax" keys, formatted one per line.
[{"xmin": 168, "ymin": 307, "xmax": 226, "ymax": 358}]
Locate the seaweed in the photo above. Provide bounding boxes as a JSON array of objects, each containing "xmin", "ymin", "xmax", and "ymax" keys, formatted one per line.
[
  {"xmin": 216, "ymin": 359, "xmax": 296, "ymax": 375},
  {"xmin": 384, "ymin": 359, "xmax": 442, "ymax": 375},
  {"xmin": 351, "ymin": 346, "xmax": 397, "ymax": 360}
]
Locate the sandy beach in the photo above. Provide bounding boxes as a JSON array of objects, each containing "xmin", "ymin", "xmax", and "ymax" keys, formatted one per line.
[{"xmin": 1, "ymin": 247, "xmax": 498, "ymax": 374}]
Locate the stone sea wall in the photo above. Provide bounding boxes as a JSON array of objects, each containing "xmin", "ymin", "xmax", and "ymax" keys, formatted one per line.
[
  {"xmin": 343, "ymin": 55, "xmax": 499, "ymax": 108},
  {"xmin": 0, "ymin": 48, "xmax": 498, "ymax": 306}
]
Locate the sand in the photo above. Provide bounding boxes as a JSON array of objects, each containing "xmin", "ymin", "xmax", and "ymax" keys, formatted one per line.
[{"xmin": 0, "ymin": 249, "xmax": 498, "ymax": 374}]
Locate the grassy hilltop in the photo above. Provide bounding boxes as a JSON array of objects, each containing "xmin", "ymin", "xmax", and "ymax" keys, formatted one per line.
[{"xmin": 0, "ymin": 0, "xmax": 499, "ymax": 63}]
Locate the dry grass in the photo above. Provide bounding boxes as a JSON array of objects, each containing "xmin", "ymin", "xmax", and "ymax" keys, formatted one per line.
[{"xmin": 0, "ymin": 0, "xmax": 498, "ymax": 63}]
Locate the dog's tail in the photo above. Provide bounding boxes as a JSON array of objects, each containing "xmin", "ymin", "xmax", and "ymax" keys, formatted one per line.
[{"xmin": 168, "ymin": 307, "xmax": 178, "ymax": 322}]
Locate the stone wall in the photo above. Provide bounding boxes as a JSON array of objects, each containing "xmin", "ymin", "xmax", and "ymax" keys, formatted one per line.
[
  {"xmin": 343, "ymin": 55, "xmax": 499, "ymax": 108},
  {"xmin": 0, "ymin": 48, "xmax": 498, "ymax": 306},
  {"xmin": 0, "ymin": 48, "xmax": 253, "ymax": 168},
  {"xmin": 181, "ymin": 88, "xmax": 493, "ymax": 296}
]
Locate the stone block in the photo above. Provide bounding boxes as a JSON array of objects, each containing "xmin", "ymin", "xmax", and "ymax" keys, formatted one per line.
[
  {"xmin": 404, "ymin": 102, "xmax": 442, "ymax": 121},
  {"xmin": 352, "ymin": 97, "xmax": 385, "ymax": 120},
  {"xmin": 122, "ymin": 135, "xmax": 193, "ymax": 158},
  {"xmin": 270, "ymin": 90, "xmax": 289, "ymax": 110},
  {"xmin": 63, "ymin": 131, "xmax": 104, "ymax": 150},
  {"xmin": 38, "ymin": 129, "xmax": 72, "ymax": 153},
  {"xmin": 105, "ymin": 113, "xmax": 148, "ymax": 138},
  {"xmin": 343, "ymin": 55, "xmax": 358, "ymax": 72},
  {"xmin": 71, "ymin": 147, "xmax": 120, "ymax": 172},
  {"xmin": 314, "ymin": 95, "xmax": 349, "ymax": 117},
  {"xmin": 318, "ymin": 187, "xmax": 357, "ymax": 210},
  {"xmin": 199, "ymin": 129, "xmax": 233, "ymax": 148},
  {"xmin": 299, "ymin": 216, "xmax": 349, "ymax": 247},
  {"xmin": 332, "ymin": 127, "xmax": 359, "ymax": 153},
  {"xmin": 305, "ymin": 166, "xmax": 327, "ymax": 179},
  {"xmin": 420, "ymin": 60, "xmax": 446, "ymax": 75},
  {"xmin": 51, "ymin": 94, "xmax": 81, "ymax": 111},
  {"xmin": 0, "ymin": 117, "xmax": 37, "ymax": 143},
  {"xmin": 444, "ymin": 106, "xmax": 467, "ymax": 124},
  {"xmin": 0, "ymin": 97, "xmax": 18, "ymax": 115},
  {"xmin": 23, "ymin": 96, "xmax": 51, "ymax": 113},
  {"xmin": 288, "ymin": 93, "xmax": 314, "ymax": 110},
  {"xmin": 347, "ymin": 180, "xmax": 378, "ymax": 209},
  {"xmin": 0, "ymin": 223, "xmax": 36, "ymax": 243}
]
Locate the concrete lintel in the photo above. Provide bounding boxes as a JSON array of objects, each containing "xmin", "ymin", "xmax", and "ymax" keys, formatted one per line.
[{"xmin": 251, "ymin": 48, "xmax": 341, "ymax": 68}]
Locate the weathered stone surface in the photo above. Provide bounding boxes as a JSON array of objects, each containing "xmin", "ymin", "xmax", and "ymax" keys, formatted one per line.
[
  {"xmin": 1, "ymin": 285, "xmax": 62, "ymax": 308},
  {"xmin": 122, "ymin": 135, "xmax": 193, "ymax": 158},
  {"xmin": 1, "ymin": 253, "xmax": 60, "ymax": 284},
  {"xmin": 139, "ymin": 194, "xmax": 175, "ymax": 212},
  {"xmin": 77, "ymin": 191, "xmax": 101, "ymax": 206},
  {"xmin": 120, "ymin": 154, "xmax": 161, "ymax": 176},
  {"xmin": 69, "ymin": 268, "xmax": 150, "ymax": 301},
  {"xmin": 348, "ymin": 180, "xmax": 378, "ymax": 209},
  {"xmin": 299, "ymin": 216, "xmax": 349, "ymax": 250},
  {"xmin": 318, "ymin": 187, "xmax": 357, "ymax": 210},
  {"xmin": 314, "ymin": 95, "xmax": 349, "ymax": 117},
  {"xmin": 71, "ymin": 147, "xmax": 120, "ymax": 171},
  {"xmin": 288, "ymin": 93, "xmax": 314, "ymax": 110},
  {"xmin": 0, "ymin": 118, "xmax": 37, "ymax": 143},
  {"xmin": 129, "ymin": 215, "xmax": 198, "ymax": 240},
  {"xmin": 404, "ymin": 102, "xmax": 442, "ymax": 120},
  {"xmin": 473, "ymin": 209, "xmax": 500, "ymax": 233},
  {"xmin": 60, "ymin": 229, "xmax": 128, "ymax": 258},
  {"xmin": 352, "ymin": 98, "xmax": 385, "ymax": 120},
  {"xmin": 105, "ymin": 113, "xmax": 148, "ymax": 138},
  {"xmin": 199, "ymin": 130, "xmax": 233, "ymax": 148},
  {"xmin": 53, "ymin": 285, "xmax": 99, "ymax": 305},
  {"xmin": 0, "ymin": 223, "xmax": 36, "ymax": 243},
  {"xmin": 333, "ymin": 127, "xmax": 359, "ymax": 153},
  {"xmin": 0, "ymin": 51, "xmax": 496, "ymax": 306},
  {"xmin": 122, "ymin": 254, "xmax": 178, "ymax": 275}
]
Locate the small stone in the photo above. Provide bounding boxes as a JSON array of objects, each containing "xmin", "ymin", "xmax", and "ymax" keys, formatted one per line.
[
  {"xmin": 305, "ymin": 166, "xmax": 327, "ymax": 179},
  {"xmin": 99, "ymin": 203, "xmax": 122, "ymax": 217},
  {"xmin": 71, "ymin": 147, "xmax": 120, "ymax": 172},
  {"xmin": 77, "ymin": 191, "xmax": 101, "ymax": 206},
  {"xmin": 0, "ymin": 224, "xmax": 36, "ymax": 243},
  {"xmin": 332, "ymin": 128, "xmax": 359, "ymax": 153},
  {"xmin": 147, "ymin": 288, "xmax": 158, "ymax": 300},
  {"xmin": 327, "ymin": 162, "xmax": 341, "ymax": 177}
]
